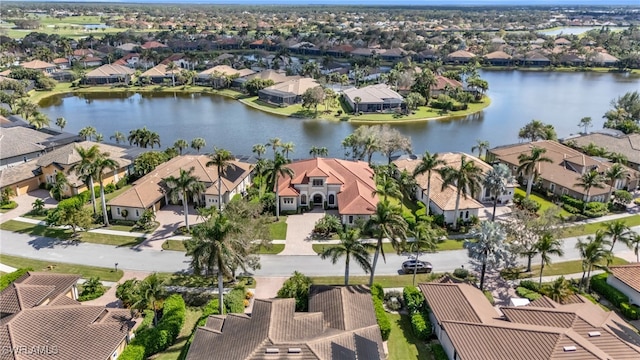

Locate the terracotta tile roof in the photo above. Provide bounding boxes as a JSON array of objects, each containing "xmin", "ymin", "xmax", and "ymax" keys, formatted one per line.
[
  {"xmin": 186, "ymin": 285, "xmax": 383, "ymax": 360},
  {"xmin": 141, "ymin": 64, "xmax": 181, "ymax": 77},
  {"xmin": 141, "ymin": 41, "xmax": 167, "ymax": 49},
  {"xmin": 53, "ymin": 58, "xmax": 70, "ymax": 64},
  {"xmin": 160, "ymin": 53, "xmax": 185, "ymax": 64},
  {"xmin": 609, "ymin": 264, "xmax": 640, "ymax": 293},
  {"xmin": 277, "ymin": 158, "xmax": 378, "ymax": 215},
  {"xmin": 21, "ymin": 60, "xmax": 56, "ymax": 70},
  {"xmin": 484, "ymin": 50, "xmax": 513, "ymax": 60},
  {"xmin": 431, "ymin": 75, "xmax": 463, "ymax": 91},
  {"xmin": 447, "ymin": 50, "xmax": 476, "ymax": 59},
  {"xmin": 198, "ymin": 65, "xmax": 254, "ymax": 77},
  {"xmin": 108, "ymin": 155, "xmax": 251, "ymax": 208},
  {"xmin": 242, "ymin": 70, "xmax": 297, "ymax": 84}
]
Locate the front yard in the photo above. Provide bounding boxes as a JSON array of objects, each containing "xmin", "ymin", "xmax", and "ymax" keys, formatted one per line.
[
  {"xmin": 310, "ymin": 273, "xmax": 442, "ymax": 288},
  {"xmin": 162, "ymin": 239, "xmax": 284, "ymax": 254},
  {"xmin": 0, "ymin": 254, "xmax": 123, "ymax": 282},
  {"xmin": 387, "ymin": 313, "xmax": 432, "ymax": 360}
]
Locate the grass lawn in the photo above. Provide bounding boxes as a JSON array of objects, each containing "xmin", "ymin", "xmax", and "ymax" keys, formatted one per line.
[
  {"xmin": 387, "ymin": 313, "xmax": 431, "ymax": 360},
  {"xmin": 525, "ymin": 257, "xmax": 628, "ymax": 278},
  {"xmin": 312, "ymin": 238, "xmax": 464, "ymax": 255},
  {"xmin": 350, "ymin": 97, "xmax": 490, "ymax": 123},
  {"xmin": 514, "ymin": 188, "xmax": 571, "ymax": 217},
  {"xmin": 0, "ymin": 220, "xmax": 144, "ymax": 247},
  {"xmin": 0, "ymin": 254, "xmax": 123, "ymax": 282},
  {"xmin": 269, "ymin": 218, "xmax": 288, "ymax": 239},
  {"xmin": 310, "ymin": 273, "xmax": 441, "ymax": 288},
  {"xmin": 162, "ymin": 239, "xmax": 284, "ymax": 254},
  {"xmin": 562, "ymin": 214, "xmax": 640, "ymax": 238},
  {"xmin": 150, "ymin": 307, "xmax": 203, "ymax": 360}
]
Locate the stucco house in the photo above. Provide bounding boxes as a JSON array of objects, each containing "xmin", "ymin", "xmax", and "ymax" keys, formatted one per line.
[
  {"xmin": 276, "ymin": 158, "xmax": 378, "ymax": 225},
  {"xmin": 445, "ymin": 50, "xmax": 476, "ymax": 64},
  {"xmin": 430, "ymin": 75, "xmax": 463, "ymax": 96},
  {"xmin": 108, "ymin": 155, "xmax": 252, "ymax": 221},
  {"xmin": 83, "ymin": 64, "xmax": 135, "ymax": 85},
  {"xmin": 197, "ymin": 65, "xmax": 255, "ymax": 88},
  {"xmin": 607, "ymin": 264, "xmax": 640, "ymax": 306},
  {"xmin": 140, "ymin": 64, "xmax": 182, "ymax": 84},
  {"xmin": 20, "ymin": 59, "xmax": 57, "ymax": 74},
  {"xmin": 0, "ymin": 272, "xmax": 135, "ymax": 360},
  {"xmin": 394, "ymin": 153, "xmax": 515, "ymax": 225},
  {"xmin": 343, "ymin": 84, "xmax": 405, "ymax": 113},
  {"xmin": 419, "ymin": 281, "xmax": 640, "ymax": 360},
  {"xmin": 564, "ymin": 131, "xmax": 640, "ymax": 171},
  {"xmin": 483, "ymin": 50, "xmax": 513, "ymax": 66},
  {"xmin": 258, "ymin": 78, "xmax": 320, "ymax": 106},
  {"xmin": 0, "ymin": 127, "xmax": 81, "ymax": 170}
]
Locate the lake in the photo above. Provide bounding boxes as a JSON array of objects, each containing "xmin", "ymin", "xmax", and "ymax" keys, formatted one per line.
[
  {"xmin": 538, "ymin": 26, "xmax": 628, "ymax": 36},
  {"xmin": 39, "ymin": 71, "xmax": 640, "ymax": 159}
]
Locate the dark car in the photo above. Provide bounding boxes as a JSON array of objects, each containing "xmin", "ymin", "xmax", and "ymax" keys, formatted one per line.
[{"xmin": 402, "ymin": 259, "xmax": 433, "ymax": 274}]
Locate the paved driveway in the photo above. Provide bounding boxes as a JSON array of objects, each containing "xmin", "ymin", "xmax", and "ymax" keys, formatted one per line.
[
  {"xmin": 0, "ymin": 189, "xmax": 57, "ymax": 221},
  {"xmin": 136, "ymin": 204, "xmax": 202, "ymax": 250},
  {"xmin": 278, "ymin": 209, "xmax": 326, "ymax": 256}
]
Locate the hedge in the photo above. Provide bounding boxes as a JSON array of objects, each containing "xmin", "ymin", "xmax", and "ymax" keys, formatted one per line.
[
  {"xmin": 117, "ymin": 345, "xmax": 145, "ymax": 360},
  {"xmin": 584, "ymin": 202, "xmax": 607, "ymax": 218},
  {"xmin": 516, "ymin": 287, "xmax": 541, "ymax": 301},
  {"xmin": 403, "ymin": 286, "xmax": 425, "ymax": 314},
  {"xmin": 0, "ymin": 268, "xmax": 33, "ymax": 291},
  {"xmin": 621, "ymin": 303, "xmax": 640, "ymax": 320},
  {"xmin": 136, "ymin": 310, "xmax": 155, "ymax": 333},
  {"xmin": 410, "ymin": 311, "xmax": 431, "ymax": 340},
  {"xmin": 178, "ymin": 299, "xmax": 222, "ymax": 360},
  {"xmin": 224, "ymin": 287, "xmax": 246, "ymax": 314},
  {"xmin": 431, "ymin": 344, "xmax": 448, "ymax": 360},
  {"xmin": 562, "ymin": 204, "xmax": 581, "ymax": 214},
  {"xmin": 561, "ymin": 195, "xmax": 584, "ymax": 209},
  {"xmin": 371, "ymin": 283, "xmax": 384, "ymax": 301},
  {"xmin": 590, "ymin": 273, "xmax": 628, "ymax": 308},
  {"xmin": 519, "ymin": 280, "xmax": 540, "ymax": 292},
  {"xmin": 372, "ymin": 296, "xmax": 391, "ymax": 341},
  {"xmin": 0, "ymin": 201, "xmax": 17, "ymax": 210}
]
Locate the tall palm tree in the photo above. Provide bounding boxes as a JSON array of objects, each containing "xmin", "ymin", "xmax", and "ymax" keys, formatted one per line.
[
  {"xmin": 134, "ymin": 273, "xmax": 165, "ymax": 326},
  {"xmin": 366, "ymin": 201, "xmax": 408, "ymax": 286},
  {"xmin": 413, "ymin": 151, "xmax": 444, "ymax": 216},
  {"xmin": 29, "ymin": 112, "xmax": 50, "ymax": 129},
  {"xmin": 206, "ymin": 148, "xmax": 235, "ymax": 210},
  {"xmin": 466, "ymin": 221, "xmax": 508, "ymax": 291},
  {"xmin": 164, "ymin": 167, "xmax": 205, "ymax": 232},
  {"xmin": 70, "ymin": 145, "xmax": 100, "ymax": 214},
  {"xmin": 186, "ymin": 212, "xmax": 245, "ymax": 314},
  {"xmin": 309, "ymin": 146, "xmax": 328, "ymax": 158},
  {"xmin": 353, "ymin": 96, "xmax": 361, "ymax": 114},
  {"xmin": 320, "ymin": 228, "xmax": 375, "ymax": 285},
  {"xmin": 191, "ymin": 137, "xmax": 206, "ymax": 153},
  {"xmin": 55, "ymin": 117, "xmax": 66, "ymax": 131},
  {"xmin": 174, "ymin": 139, "xmax": 188, "ymax": 155},
  {"xmin": 576, "ymin": 231, "xmax": 612, "ymax": 291},
  {"xmin": 409, "ymin": 221, "xmax": 440, "ymax": 286},
  {"xmin": 252, "ymin": 144, "xmax": 266, "ymax": 159},
  {"xmin": 483, "ymin": 163, "xmax": 514, "ymax": 221},
  {"xmin": 439, "ymin": 155, "xmax": 484, "ymax": 230},
  {"xmin": 575, "ymin": 170, "xmax": 605, "ymax": 204},
  {"xmin": 602, "ymin": 219, "xmax": 631, "ymax": 252},
  {"xmin": 544, "ymin": 276, "xmax": 573, "ymax": 304},
  {"xmin": 80, "ymin": 126, "xmax": 98, "ymax": 141},
  {"xmin": 627, "ymin": 233, "xmax": 640, "ymax": 263},
  {"xmin": 396, "ymin": 169, "xmax": 417, "ymax": 212},
  {"xmin": 535, "ymin": 233, "xmax": 564, "ymax": 286},
  {"xmin": 166, "ymin": 62, "xmax": 178, "ymax": 86},
  {"xmin": 50, "ymin": 172, "xmax": 69, "ymax": 201},
  {"xmin": 110, "ymin": 131, "xmax": 126, "ymax": 145},
  {"xmin": 471, "ymin": 139, "xmax": 490, "ymax": 159},
  {"xmin": 281, "ymin": 142, "xmax": 295, "ymax": 160},
  {"xmin": 604, "ymin": 163, "xmax": 627, "ymax": 202},
  {"xmin": 517, "ymin": 146, "xmax": 553, "ymax": 199},
  {"xmin": 267, "ymin": 137, "xmax": 282, "ymax": 158},
  {"xmin": 373, "ymin": 173, "xmax": 402, "ymax": 202},
  {"xmin": 94, "ymin": 154, "xmax": 118, "ymax": 226},
  {"xmin": 267, "ymin": 153, "xmax": 294, "ymax": 220},
  {"xmin": 14, "ymin": 98, "xmax": 38, "ymax": 120}
]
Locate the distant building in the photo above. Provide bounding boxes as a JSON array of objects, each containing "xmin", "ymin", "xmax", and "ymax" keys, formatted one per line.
[
  {"xmin": 258, "ymin": 78, "xmax": 320, "ymax": 106},
  {"xmin": 83, "ymin": 64, "xmax": 135, "ymax": 85},
  {"xmin": 343, "ymin": 84, "xmax": 405, "ymax": 113}
]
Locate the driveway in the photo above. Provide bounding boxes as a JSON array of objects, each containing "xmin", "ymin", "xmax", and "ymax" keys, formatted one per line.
[
  {"xmin": 278, "ymin": 208, "xmax": 326, "ymax": 256},
  {"xmin": 136, "ymin": 204, "xmax": 202, "ymax": 250},
  {"xmin": 0, "ymin": 189, "xmax": 57, "ymax": 221}
]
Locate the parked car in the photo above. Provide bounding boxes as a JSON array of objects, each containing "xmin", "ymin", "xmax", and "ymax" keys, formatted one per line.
[{"xmin": 402, "ymin": 259, "xmax": 433, "ymax": 274}]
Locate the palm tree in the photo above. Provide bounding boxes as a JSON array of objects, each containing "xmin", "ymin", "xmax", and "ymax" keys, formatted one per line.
[
  {"xmin": 266, "ymin": 153, "xmax": 294, "ymax": 220},
  {"xmin": 14, "ymin": 98, "xmax": 38, "ymax": 120},
  {"xmin": 439, "ymin": 155, "xmax": 484, "ymax": 230},
  {"xmin": 174, "ymin": 139, "xmax": 188, "ymax": 155},
  {"xmin": 50, "ymin": 171, "xmax": 69, "ymax": 201},
  {"xmin": 627, "ymin": 233, "xmax": 640, "ymax": 263},
  {"xmin": 206, "ymin": 148, "xmax": 235, "ymax": 210},
  {"xmin": 134, "ymin": 273, "xmax": 165, "ymax": 326},
  {"xmin": 186, "ymin": 212, "xmax": 245, "ymax": 314},
  {"xmin": 164, "ymin": 167, "xmax": 205, "ymax": 232},
  {"xmin": 578, "ymin": 116, "xmax": 593, "ymax": 134},
  {"xmin": 603, "ymin": 219, "xmax": 631, "ymax": 252},
  {"xmin": 396, "ymin": 169, "xmax": 417, "ymax": 212},
  {"xmin": 267, "ymin": 137, "xmax": 282, "ymax": 158},
  {"xmin": 94, "ymin": 154, "xmax": 118, "ymax": 226},
  {"xmin": 166, "ymin": 62, "xmax": 178, "ymax": 86},
  {"xmin": 110, "ymin": 131, "xmax": 126, "ymax": 145},
  {"xmin": 79, "ymin": 126, "xmax": 98, "ymax": 141},
  {"xmin": 483, "ymin": 163, "xmax": 514, "ymax": 221},
  {"xmin": 466, "ymin": 221, "xmax": 508, "ymax": 291},
  {"xmin": 30, "ymin": 112, "xmax": 50, "ymax": 129},
  {"xmin": 409, "ymin": 221, "xmax": 440, "ymax": 286},
  {"xmin": 576, "ymin": 231, "xmax": 612, "ymax": 291},
  {"xmin": 517, "ymin": 146, "xmax": 553, "ymax": 199},
  {"xmin": 353, "ymin": 96, "xmax": 361, "ymax": 114},
  {"xmin": 535, "ymin": 233, "xmax": 564, "ymax": 286},
  {"xmin": 413, "ymin": 151, "xmax": 444, "ymax": 216},
  {"xmin": 544, "ymin": 276, "xmax": 573, "ymax": 304},
  {"xmin": 69, "ymin": 145, "xmax": 100, "ymax": 214},
  {"xmin": 471, "ymin": 139, "xmax": 490, "ymax": 159},
  {"xmin": 320, "ymin": 228, "xmax": 375, "ymax": 285},
  {"xmin": 604, "ymin": 163, "xmax": 627, "ymax": 202},
  {"xmin": 281, "ymin": 142, "xmax": 295, "ymax": 159},
  {"xmin": 55, "ymin": 117, "xmax": 66, "ymax": 131},
  {"xmin": 252, "ymin": 144, "xmax": 266, "ymax": 159},
  {"xmin": 575, "ymin": 170, "xmax": 605, "ymax": 204},
  {"xmin": 366, "ymin": 201, "xmax": 408, "ymax": 286},
  {"xmin": 373, "ymin": 173, "xmax": 402, "ymax": 202},
  {"xmin": 309, "ymin": 146, "xmax": 328, "ymax": 158},
  {"xmin": 191, "ymin": 138, "xmax": 206, "ymax": 153}
]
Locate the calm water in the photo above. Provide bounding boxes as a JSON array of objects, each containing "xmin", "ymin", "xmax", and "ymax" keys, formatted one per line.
[
  {"xmin": 538, "ymin": 26, "xmax": 628, "ymax": 36},
  {"xmin": 39, "ymin": 71, "xmax": 640, "ymax": 158}
]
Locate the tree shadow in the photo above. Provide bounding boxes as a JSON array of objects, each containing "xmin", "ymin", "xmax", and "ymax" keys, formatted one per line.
[
  {"xmin": 27, "ymin": 236, "xmax": 79, "ymax": 250},
  {"xmin": 393, "ymin": 313, "xmax": 431, "ymax": 360}
]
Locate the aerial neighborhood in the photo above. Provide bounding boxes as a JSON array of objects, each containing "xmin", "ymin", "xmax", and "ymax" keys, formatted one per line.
[{"xmin": 0, "ymin": 2, "xmax": 640, "ymax": 360}]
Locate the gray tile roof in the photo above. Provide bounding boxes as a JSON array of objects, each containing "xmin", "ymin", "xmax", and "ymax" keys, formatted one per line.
[{"xmin": 0, "ymin": 127, "xmax": 49, "ymax": 159}]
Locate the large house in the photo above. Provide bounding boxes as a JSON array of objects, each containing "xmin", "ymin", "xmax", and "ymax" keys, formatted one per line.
[
  {"xmin": 342, "ymin": 84, "xmax": 405, "ymax": 113},
  {"xmin": 83, "ymin": 64, "xmax": 135, "ymax": 85},
  {"xmin": 430, "ymin": 75, "xmax": 463, "ymax": 96},
  {"xmin": 197, "ymin": 65, "xmax": 255, "ymax": 88},
  {"xmin": 394, "ymin": 153, "xmax": 515, "ymax": 225},
  {"xmin": 487, "ymin": 140, "xmax": 640, "ymax": 202},
  {"xmin": 276, "ymin": 158, "xmax": 378, "ymax": 225},
  {"xmin": 0, "ymin": 127, "xmax": 81, "ymax": 169},
  {"xmin": 108, "ymin": 155, "xmax": 252, "ymax": 221},
  {"xmin": 20, "ymin": 59, "xmax": 57, "ymax": 74},
  {"xmin": 0, "ymin": 272, "xmax": 135, "ymax": 360},
  {"xmin": 140, "ymin": 64, "xmax": 182, "ymax": 84},
  {"xmin": 563, "ymin": 131, "xmax": 640, "ymax": 171},
  {"xmin": 419, "ymin": 282, "xmax": 640, "ymax": 360},
  {"xmin": 607, "ymin": 264, "xmax": 640, "ymax": 306},
  {"xmin": 186, "ymin": 285, "xmax": 385, "ymax": 360},
  {"xmin": 258, "ymin": 78, "xmax": 320, "ymax": 106}
]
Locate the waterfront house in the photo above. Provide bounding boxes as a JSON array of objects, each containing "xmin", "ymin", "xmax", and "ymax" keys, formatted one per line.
[
  {"xmin": 563, "ymin": 131, "xmax": 640, "ymax": 171},
  {"xmin": 0, "ymin": 272, "xmax": 135, "ymax": 360},
  {"xmin": 350, "ymin": 47, "xmax": 377, "ymax": 58},
  {"xmin": 53, "ymin": 57, "xmax": 70, "ymax": 69},
  {"xmin": 379, "ymin": 48, "xmax": 407, "ymax": 61},
  {"xmin": 140, "ymin": 64, "xmax": 182, "ymax": 84},
  {"xmin": 430, "ymin": 75, "xmax": 463, "ymax": 96},
  {"xmin": 445, "ymin": 50, "xmax": 475, "ymax": 64},
  {"xmin": 592, "ymin": 52, "xmax": 619, "ymax": 67},
  {"xmin": 326, "ymin": 44, "xmax": 354, "ymax": 58},
  {"xmin": 416, "ymin": 49, "xmax": 440, "ymax": 62},
  {"xmin": 419, "ymin": 282, "xmax": 640, "ymax": 360},
  {"xmin": 186, "ymin": 285, "xmax": 384, "ymax": 360},
  {"xmin": 108, "ymin": 155, "xmax": 252, "ymax": 221},
  {"xmin": 233, "ymin": 69, "xmax": 299, "ymax": 88},
  {"xmin": 483, "ymin": 50, "xmax": 513, "ymax": 66},
  {"xmin": 607, "ymin": 264, "xmax": 640, "ymax": 306},
  {"xmin": 83, "ymin": 64, "xmax": 135, "ymax": 85},
  {"xmin": 342, "ymin": 84, "xmax": 405, "ymax": 113},
  {"xmin": 77, "ymin": 56, "xmax": 103, "ymax": 68},
  {"xmin": 258, "ymin": 78, "xmax": 320, "ymax": 106},
  {"xmin": 20, "ymin": 59, "xmax": 57, "ymax": 74},
  {"xmin": 558, "ymin": 52, "xmax": 585, "ymax": 66},
  {"xmin": 197, "ymin": 65, "xmax": 255, "ymax": 88},
  {"xmin": 516, "ymin": 51, "xmax": 551, "ymax": 67},
  {"xmin": 276, "ymin": 158, "xmax": 378, "ymax": 225},
  {"xmin": 394, "ymin": 153, "xmax": 515, "ymax": 225}
]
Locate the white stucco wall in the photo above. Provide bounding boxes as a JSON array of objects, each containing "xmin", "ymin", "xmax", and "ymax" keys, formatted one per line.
[
  {"xmin": 607, "ymin": 276, "xmax": 640, "ymax": 306},
  {"xmin": 111, "ymin": 206, "xmax": 145, "ymax": 221},
  {"xmin": 280, "ymin": 197, "xmax": 297, "ymax": 211}
]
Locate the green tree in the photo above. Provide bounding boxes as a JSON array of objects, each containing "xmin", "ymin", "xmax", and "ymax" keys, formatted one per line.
[
  {"xmin": 602, "ymin": 219, "xmax": 631, "ymax": 252},
  {"xmin": 265, "ymin": 153, "xmax": 294, "ymax": 220},
  {"xmin": 79, "ymin": 126, "xmax": 98, "ymax": 141},
  {"xmin": 411, "ymin": 68, "xmax": 436, "ymax": 101},
  {"xmin": 628, "ymin": 233, "xmax": 640, "ymax": 263},
  {"xmin": 483, "ymin": 163, "xmax": 514, "ymax": 221},
  {"xmin": 396, "ymin": 169, "xmax": 417, "ymax": 212},
  {"xmin": 191, "ymin": 137, "xmax": 206, "ymax": 153},
  {"xmin": 1, "ymin": 187, "xmax": 15, "ymax": 205},
  {"xmin": 174, "ymin": 139, "xmax": 188, "ymax": 155},
  {"xmin": 320, "ymin": 229, "xmax": 374, "ymax": 285},
  {"xmin": 575, "ymin": 170, "xmax": 605, "ymax": 204},
  {"xmin": 471, "ymin": 139, "xmax": 490, "ymax": 159},
  {"xmin": 309, "ymin": 146, "xmax": 328, "ymax": 158},
  {"xmin": 353, "ymin": 96, "xmax": 361, "ymax": 114},
  {"xmin": 69, "ymin": 145, "xmax": 100, "ymax": 214},
  {"xmin": 439, "ymin": 155, "xmax": 484, "ymax": 230},
  {"xmin": 115, "ymin": 279, "xmax": 141, "ymax": 308},
  {"xmin": 366, "ymin": 201, "xmax": 408, "ymax": 286},
  {"xmin": 413, "ymin": 151, "xmax": 444, "ymax": 216},
  {"xmin": 50, "ymin": 171, "xmax": 69, "ymax": 201},
  {"xmin": 409, "ymin": 221, "xmax": 440, "ymax": 286},
  {"xmin": 110, "ymin": 131, "xmax": 125, "ymax": 145},
  {"xmin": 535, "ymin": 233, "xmax": 564, "ymax": 286},
  {"xmin": 94, "ymin": 153, "xmax": 118, "ymax": 226},
  {"xmin": 29, "ymin": 112, "xmax": 50, "ymax": 129},
  {"xmin": 164, "ymin": 167, "xmax": 205, "ymax": 232},
  {"xmin": 55, "ymin": 117, "xmax": 66, "ymax": 131},
  {"xmin": 542, "ymin": 276, "xmax": 573, "ymax": 304},
  {"xmin": 276, "ymin": 271, "xmax": 312, "ymax": 312},
  {"xmin": 133, "ymin": 151, "xmax": 168, "ymax": 176},
  {"xmin": 14, "ymin": 98, "xmax": 38, "ymax": 120},
  {"xmin": 252, "ymin": 144, "xmax": 266, "ymax": 159},
  {"xmin": 281, "ymin": 142, "xmax": 295, "ymax": 160},
  {"xmin": 134, "ymin": 274, "xmax": 166, "ymax": 326},
  {"xmin": 518, "ymin": 119, "xmax": 557, "ymax": 142},
  {"xmin": 578, "ymin": 116, "xmax": 593, "ymax": 134},
  {"xmin": 604, "ymin": 163, "xmax": 627, "ymax": 203},
  {"xmin": 466, "ymin": 221, "xmax": 509, "ymax": 291},
  {"xmin": 206, "ymin": 148, "xmax": 234, "ymax": 210},
  {"xmin": 517, "ymin": 146, "xmax": 553, "ymax": 199},
  {"xmin": 267, "ymin": 137, "xmax": 282, "ymax": 158},
  {"xmin": 31, "ymin": 198, "xmax": 45, "ymax": 215},
  {"xmin": 166, "ymin": 62, "xmax": 178, "ymax": 86},
  {"xmin": 576, "ymin": 231, "xmax": 612, "ymax": 291},
  {"xmin": 373, "ymin": 173, "xmax": 402, "ymax": 202}
]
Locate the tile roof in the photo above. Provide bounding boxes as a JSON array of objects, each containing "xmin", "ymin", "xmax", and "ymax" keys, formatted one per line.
[
  {"xmin": 36, "ymin": 141, "xmax": 131, "ymax": 167},
  {"xmin": 0, "ymin": 160, "xmax": 41, "ymax": 187},
  {"xmin": 141, "ymin": 41, "xmax": 167, "ymax": 49},
  {"xmin": 484, "ymin": 50, "xmax": 513, "ymax": 60},
  {"xmin": 565, "ymin": 132, "xmax": 640, "ymax": 166},
  {"xmin": 108, "ymin": 155, "xmax": 251, "ymax": 208},
  {"xmin": 608, "ymin": 264, "xmax": 640, "ymax": 293},
  {"xmin": 0, "ymin": 127, "xmax": 49, "ymax": 159},
  {"xmin": 447, "ymin": 50, "xmax": 476, "ymax": 59},
  {"xmin": 186, "ymin": 285, "xmax": 384, "ymax": 360},
  {"xmin": 85, "ymin": 64, "xmax": 135, "ymax": 77},
  {"xmin": 198, "ymin": 65, "xmax": 254, "ymax": 77},
  {"xmin": 21, "ymin": 60, "xmax": 56, "ymax": 69},
  {"xmin": 242, "ymin": 70, "xmax": 297, "ymax": 84},
  {"xmin": 141, "ymin": 64, "xmax": 181, "ymax": 77},
  {"xmin": 343, "ymin": 84, "xmax": 404, "ymax": 104},
  {"xmin": 419, "ymin": 283, "xmax": 501, "ymax": 323},
  {"xmin": 431, "ymin": 75, "xmax": 463, "ymax": 91},
  {"xmin": 277, "ymin": 158, "xmax": 378, "ymax": 215},
  {"xmin": 261, "ymin": 78, "xmax": 320, "ymax": 97}
]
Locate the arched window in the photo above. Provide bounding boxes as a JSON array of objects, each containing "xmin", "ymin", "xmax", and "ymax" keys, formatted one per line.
[
  {"xmin": 301, "ymin": 194, "xmax": 307, "ymax": 204},
  {"xmin": 328, "ymin": 194, "xmax": 335, "ymax": 205},
  {"xmin": 465, "ymin": 211, "xmax": 469, "ymax": 219}
]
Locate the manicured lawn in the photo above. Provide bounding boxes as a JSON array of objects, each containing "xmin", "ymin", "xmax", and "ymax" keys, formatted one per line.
[
  {"xmin": 387, "ymin": 313, "xmax": 431, "ymax": 360},
  {"xmin": 514, "ymin": 188, "xmax": 571, "ymax": 217},
  {"xmin": 350, "ymin": 97, "xmax": 490, "ymax": 123},
  {"xmin": 526, "ymin": 257, "xmax": 628, "ymax": 277},
  {"xmin": 0, "ymin": 220, "xmax": 144, "ymax": 247},
  {"xmin": 0, "ymin": 254, "xmax": 123, "ymax": 282},
  {"xmin": 150, "ymin": 307, "xmax": 203, "ymax": 360},
  {"xmin": 259, "ymin": 244, "xmax": 285, "ymax": 254},
  {"xmin": 269, "ymin": 218, "xmax": 288, "ymax": 239},
  {"xmin": 310, "ymin": 273, "xmax": 442, "ymax": 287},
  {"xmin": 162, "ymin": 239, "xmax": 284, "ymax": 254},
  {"xmin": 312, "ymin": 238, "xmax": 464, "ymax": 254},
  {"xmin": 562, "ymin": 214, "xmax": 640, "ymax": 238}
]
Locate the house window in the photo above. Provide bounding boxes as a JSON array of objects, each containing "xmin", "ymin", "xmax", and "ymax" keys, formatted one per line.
[
  {"xmin": 328, "ymin": 194, "xmax": 335, "ymax": 205},
  {"xmin": 117, "ymin": 208, "xmax": 121, "ymax": 215},
  {"xmin": 465, "ymin": 211, "xmax": 469, "ymax": 219},
  {"xmin": 135, "ymin": 210, "xmax": 139, "ymax": 217},
  {"xmin": 283, "ymin": 198, "xmax": 294, "ymax": 204},
  {"xmin": 348, "ymin": 215, "xmax": 353, "ymax": 223},
  {"xmin": 312, "ymin": 179, "xmax": 323, "ymax": 187},
  {"xmin": 301, "ymin": 194, "xmax": 307, "ymax": 204},
  {"xmin": 550, "ymin": 183, "xmax": 555, "ymax": 192}
]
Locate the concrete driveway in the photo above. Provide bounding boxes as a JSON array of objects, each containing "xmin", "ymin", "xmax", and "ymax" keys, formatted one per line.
[
  {"xmin": 136, "ymin": 204, "xmax": 202, "ymax": 250},
  {"xmin": 278, "ymin": 208, "xmax": 327, "ymax": 256},
  {"xmin": 0, "ymin": 189, "xmax": 57, "ymax": 221}
]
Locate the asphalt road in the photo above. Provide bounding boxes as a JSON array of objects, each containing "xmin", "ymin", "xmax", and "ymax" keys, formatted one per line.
[{"xmin": 1, "ymin": 229, "xmax": 636, "ymax": 276}]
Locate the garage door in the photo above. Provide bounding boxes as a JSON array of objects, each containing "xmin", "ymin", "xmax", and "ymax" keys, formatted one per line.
[{"xmin": 16, "ymin": 178, "xmax": 40, "ymax": 195}]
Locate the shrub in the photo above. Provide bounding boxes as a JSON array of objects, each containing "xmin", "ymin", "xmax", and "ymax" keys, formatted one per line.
[
  {"xmin": 431, "ymin": 343, "xmax": 448, "ymax": 360},
  {"xmin": 411, "ymin": 311, "xmax": 431, "ymax": 340},
  {"xmin": 516, "ymin": 287, "xmax": 541, "ymax": 301},
  {"xmin": 0, "ymin": 268, "xmax": 33, "ymax": 290},
  {"xmin": 483, "ymin": 290, "xmax": 495, "ymax": 305},
  {"xmin": 372, "ymin": 296, "xmax": 391, "ymax": 341},
  {"xmin": 403, "ymin": 286, "xmax": 425, "ymax": 314},
  {"xmin": 384, "ymin": 290, "xmax": 403, "ymax": 311},
  {"xmin": 313, "ymin": 214, "xmax": 342, "ymax": 238},
  {"xmin": 137, "ymin": 310, "xmax": 155, "ymax": 333},
  {"xmin": 78, "ymin": 277, "xmax": 105, "ymax": 301},
  {"xmin": 276, "ymin": 271, "xmax": 312, "ymax": 312},
  {"xmin": 0, "ymin": 201, "xmax": 17, "ymax": 210},
  {"xmin": 115, "ymin": 176, "xmax": 129, "ymax": 189},
  {"xmin": 402, "ymin": 210, "xmax": 416, "ymax": 228},
  {"xmin": 562, "ymin": 204, "xmax": 581, "ymax": 214},
  {"xmin": 371, "ymin": 283, "xmax": 384, "ymax": 301},
  {"xmin": 590, "ymin": 273, "xmax": 628, "ymax": 308},
  {"xmin": 561, "ymin": 195, "xmax": 584, "ymax": 209},
  {"xmin": 453, "ymin": 268, "xmax": 469, "ymax": 279},
  {"xmin": 105, "ymin": 183, "xmax": 117, "ymax": 193},
  {"xmin": 519, "ymin": 280, "xmax": 540, "ymax": 292},
  {"xmin": 613, "ymin": 190, "xmax": 632, "ymax": 205},
  {"xmin": 117, "ymin": 345, "xmax": 146, "ymax": 360},
  {"xmin": 584, "ymin": 202, "xmax": 608, "ymax": 218},
  {"xmin": 621, "ymin": 303, "xmax": 640, "ymax": 320},
  {"xmin": 520, "ymin": 198, "xmax": 541, "ymax": 213},
  {"xmin": 224, "ymin": 287, "xmax": 246, "ymax": 314},
  {"xmin": 129, "ymin": 294, "xmax": 186, "ymax": 358}
]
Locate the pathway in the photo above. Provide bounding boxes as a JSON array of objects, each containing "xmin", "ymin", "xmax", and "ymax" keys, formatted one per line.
[
  {"xmin": 0, "ymin": 189, "xmax": 56, "ymax": 221},
  {"xmin": 278, "ymin": 209, "xmax": 326, "ymax": 256},
  {"xmin": 244, "ymin": 276, "xmax": 288, "ymax": 313}
]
